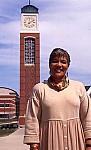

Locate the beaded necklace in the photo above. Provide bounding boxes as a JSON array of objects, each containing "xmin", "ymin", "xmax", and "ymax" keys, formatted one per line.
[{"xmin": 48, "ymin": 76, "xmax": 69, "ymax": 91}]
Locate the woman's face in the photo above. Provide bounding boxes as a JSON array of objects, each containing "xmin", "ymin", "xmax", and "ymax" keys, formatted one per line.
[{"xmin": 49, "ymin": 55, "xmax": 69, "ymax": 80}]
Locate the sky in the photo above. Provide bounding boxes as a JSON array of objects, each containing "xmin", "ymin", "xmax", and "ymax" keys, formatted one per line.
[{"xmin": 0, "ymin": 0, "xmax": 91, "ymax": 93}]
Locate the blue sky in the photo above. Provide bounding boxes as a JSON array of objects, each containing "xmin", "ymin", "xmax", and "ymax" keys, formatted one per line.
[{"xmin": 0, "ymin": 0, "xmax": 91, "ymax": 93}]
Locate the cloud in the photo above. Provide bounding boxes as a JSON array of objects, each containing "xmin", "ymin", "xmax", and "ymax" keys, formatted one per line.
[
  {"xmin": 39, "ymin": 0, "xmax": 91, "ymax": 85},
  {"xmin": 0, "ymin": 65, "xmax": 19, "ymax": 91},
  {"xmin": 0, "ymin": 20, "xmax": 20, "ymax": 65},
  {"xmin": 0, "ymin": 0, "xmax": 91, "ymax": 90}
]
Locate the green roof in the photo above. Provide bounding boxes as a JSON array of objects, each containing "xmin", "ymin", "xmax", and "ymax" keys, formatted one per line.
[{"xmin": 21, "ymin": 5, "xmax": 38, "ymax": 13}]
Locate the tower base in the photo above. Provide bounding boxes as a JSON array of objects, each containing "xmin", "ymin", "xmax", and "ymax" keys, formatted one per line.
[{"xmin": 19, "ymin": 116, "xmax": 25, "ymax": 126}]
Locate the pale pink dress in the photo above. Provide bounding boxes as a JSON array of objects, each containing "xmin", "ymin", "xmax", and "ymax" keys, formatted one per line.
[{"xmin": 24, "ymin": 80, "xmax": 91, "ymax": 150}]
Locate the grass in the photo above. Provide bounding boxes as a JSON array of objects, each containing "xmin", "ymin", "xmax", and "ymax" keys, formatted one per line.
[
  {"xmin": 0, "ymin": 118, "xmax": 18, "ymax": 137},
  {"xmin": 0, "ymin": 128, "xmax": 17, "ymax": 137}
]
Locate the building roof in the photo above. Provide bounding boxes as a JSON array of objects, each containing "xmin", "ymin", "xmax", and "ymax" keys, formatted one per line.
[
  {"xmin": 85, "ymin": 85, "xmax": 91, "ymax": 91},
  {"xmin": 85, "ymin": 86, "xmax": 91, "ymax": 98},
  {"xmin": 21, "ymin": 5, "xmax": 38, "ymax": 13},
  {"xmin": 0, "ymin": 87, "xmax": 19, "ymax": 96},
  {"xmin": 87, "ymin": 87, "xmax": 91, "ymax": 95}
]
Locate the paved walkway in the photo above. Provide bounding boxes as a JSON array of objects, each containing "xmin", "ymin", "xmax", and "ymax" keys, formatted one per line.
[{"xmin": 0, "ymin": 128, "xmax": 29, "ymax": 150}]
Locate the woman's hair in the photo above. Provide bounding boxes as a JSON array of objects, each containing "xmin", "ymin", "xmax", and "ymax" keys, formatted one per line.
[{"xmin": 49, "ymin": 48, "xmax": 71, "ymax": 66}]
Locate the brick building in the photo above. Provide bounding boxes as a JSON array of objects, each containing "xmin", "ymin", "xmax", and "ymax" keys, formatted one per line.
[{"xmin": 0, "ymin": 87, "xmax": 19, "ymax": 120}]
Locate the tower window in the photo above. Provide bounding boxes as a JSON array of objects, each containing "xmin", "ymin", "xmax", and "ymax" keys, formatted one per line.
[{"xmin": 25, "ymin": 37, "xmax": 35, "ymax": 64}]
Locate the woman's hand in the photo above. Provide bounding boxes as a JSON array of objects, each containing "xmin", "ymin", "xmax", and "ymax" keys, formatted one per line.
[
  {"xmin": 86, "ymin": 139, "xmax": 91, "ymax": 150},
  {"xmin": 30, "ymin": 143, "xmax": 39, "ymax": 150},
  {"xmin": 86, "ymin": 148, "xmax": 91, "ymax": 150}
]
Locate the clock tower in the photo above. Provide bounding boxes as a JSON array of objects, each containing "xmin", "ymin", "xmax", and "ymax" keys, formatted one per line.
[{"xmin": 19, "ymin": 2, "xmax": 40, "ymax": 125}]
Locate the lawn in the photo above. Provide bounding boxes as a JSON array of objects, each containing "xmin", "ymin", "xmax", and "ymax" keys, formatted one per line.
[
  {"xmin": 0, "ymin": 128, "xmax": 17, "ymax": 137},
  {"xmin": 0, "ymin": 118, "xmax": 18, "ymax": 137}
]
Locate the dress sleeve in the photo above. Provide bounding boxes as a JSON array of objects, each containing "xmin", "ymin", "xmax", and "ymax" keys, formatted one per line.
[
  {"xmin": 79, "ymin": 84, "xmax": 91, "ymax": 139},
  {"xmin": 24, "ymin": 85, "xmax": 42, "ymax": 144}
]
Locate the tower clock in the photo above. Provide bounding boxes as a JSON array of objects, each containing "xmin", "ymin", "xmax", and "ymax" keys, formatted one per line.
[{"xmin": 19, "ymin": 3, "xmax": 40, "ymax": 125}]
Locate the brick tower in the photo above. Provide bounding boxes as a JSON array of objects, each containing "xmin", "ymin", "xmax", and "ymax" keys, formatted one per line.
[{"xmin": 19, "ymin": 2, "xmax": 40, "ymax": 125}]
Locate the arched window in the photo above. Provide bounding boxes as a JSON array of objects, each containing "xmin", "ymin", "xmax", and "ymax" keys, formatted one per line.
[{"xmin": 25, "ymin": 37, "xmax": 35, "ymax": 64}]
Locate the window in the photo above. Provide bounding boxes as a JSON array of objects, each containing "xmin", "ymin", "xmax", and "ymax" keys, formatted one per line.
[
  {"xmin": 0, "ymin": 114, "xmax": 9, "ymax": 119},
  {"xmin": 0, "ymin": 104, "xmax": 9, "ymax": 107},
  {"xmin": 25, "ymin": 37, "xmax": 35, "ymax": 64}
]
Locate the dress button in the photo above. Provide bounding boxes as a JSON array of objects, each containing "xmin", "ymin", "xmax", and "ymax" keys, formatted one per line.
[
  {"xmin": 65, "ymin": 147, "xmax": 68, "ymax": 150},
  {"xmin": 63, "ymin": 124, "xmax": 67, "ymax": 127},
  {"xmin": 64, "ymin": 135, "xmax": 67, "ymax": 138}
]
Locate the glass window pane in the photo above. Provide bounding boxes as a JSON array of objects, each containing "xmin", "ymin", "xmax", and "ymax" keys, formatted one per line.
[{"xmin": 25, "ymin": 37, "xmax": 35, "ymax": 64}]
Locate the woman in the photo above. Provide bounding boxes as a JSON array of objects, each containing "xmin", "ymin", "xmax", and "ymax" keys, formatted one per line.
[{"xmin": 24, "ymin": 48, "xmax": 91, "ymax": 150}]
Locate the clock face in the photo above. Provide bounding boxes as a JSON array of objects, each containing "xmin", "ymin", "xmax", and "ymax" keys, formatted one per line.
[{"xmin": 23, "ymin": 16, "xmax": 36, "ymax": 29}]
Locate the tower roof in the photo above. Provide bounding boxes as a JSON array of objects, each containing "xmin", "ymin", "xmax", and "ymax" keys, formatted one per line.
[{"xmin": 21, "ymin": 5, "xmax": 38, "ymax": 13}]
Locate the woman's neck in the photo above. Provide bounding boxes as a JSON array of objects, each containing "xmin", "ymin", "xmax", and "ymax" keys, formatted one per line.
[
  {"xmin": 50, "ymin": 75, "xmax": 66, "ymax": 85},
  {"xmin": 48, "ymin": 75, "xmax": 69, "ymax": 91}
]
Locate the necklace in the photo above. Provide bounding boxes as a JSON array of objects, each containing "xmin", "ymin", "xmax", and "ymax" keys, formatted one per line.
[{"xmin": 48, "ymin": 76, "xmax": 69, "ymax": 91}]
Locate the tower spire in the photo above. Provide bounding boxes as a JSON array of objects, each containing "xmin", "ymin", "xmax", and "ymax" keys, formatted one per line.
[{"xmin": 29, "ymin": 0, "xmax": 30, "ymax": 5}]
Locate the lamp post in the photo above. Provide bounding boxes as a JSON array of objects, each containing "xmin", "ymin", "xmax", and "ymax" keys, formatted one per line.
[{"xmin": 29, "ymin": 0, "xmax": 30, "ymax": 5}]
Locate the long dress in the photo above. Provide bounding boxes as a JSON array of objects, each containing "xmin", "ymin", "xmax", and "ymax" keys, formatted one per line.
[{"xmin": 24, "ymin": 80, "xmax": 91, "ymax": 150}]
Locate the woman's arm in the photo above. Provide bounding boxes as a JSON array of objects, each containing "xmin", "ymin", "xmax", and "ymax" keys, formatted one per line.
[
  {"xmin": 79, "ymin": 84, "xmax": 91, "ymax": 148},
  {"xmin": 24, "ymin": 84, "xmax": 42, "ymax": 145}
]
